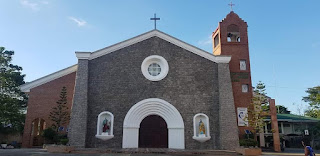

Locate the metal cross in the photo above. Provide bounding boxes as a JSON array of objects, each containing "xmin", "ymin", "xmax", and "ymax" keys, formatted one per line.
[
  {"xmin": 150, "ymin": 13, "xmax": 160, "ymax": 29},
  {"xmin": 228, "ymin": 1, "xmax": 235, "ymax": 11}
]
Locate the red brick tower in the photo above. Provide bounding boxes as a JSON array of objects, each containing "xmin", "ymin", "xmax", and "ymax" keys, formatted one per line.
[{"xmin": 213, "ymin": 11, "xmax": 253, "ymax": 138}]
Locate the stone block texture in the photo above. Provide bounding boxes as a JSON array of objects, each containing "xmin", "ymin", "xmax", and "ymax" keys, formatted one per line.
[
  {"xmin": 218, "ymin": 63, "xmax": 239, "ymax": 150},
  {"xmin": 69, "ymin": 60, "xmax": 89, "ymax": 147},
  {"xmin": 85, "ymin": 36, "xmax": 231, "ymax": 149},
  {"xmin": 22, "ymin": 72, "xmax": 76, "ymax": 147}
]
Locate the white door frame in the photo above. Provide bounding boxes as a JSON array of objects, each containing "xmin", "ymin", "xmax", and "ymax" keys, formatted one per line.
[{"xmin": 122, "ymin": 98, "xmax": 185, "ymax": 149}]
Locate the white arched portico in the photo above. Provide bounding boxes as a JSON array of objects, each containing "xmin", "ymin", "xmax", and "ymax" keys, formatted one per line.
[{"xmin": 122, "ymin": 98, "xmax": 185, "ymax": 149}]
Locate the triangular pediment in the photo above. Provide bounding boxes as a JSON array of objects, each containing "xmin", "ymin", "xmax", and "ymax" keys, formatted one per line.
[
  {"xmin": 21, "ymin": 30, "xmax": 231, "ymax": 93},
  {"xmin": 76, "ymin": 30, "xmax": 231, "ymax": 63}
]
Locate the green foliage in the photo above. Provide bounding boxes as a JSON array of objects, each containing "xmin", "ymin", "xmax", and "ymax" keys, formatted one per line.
[
  {"xmin": 265, "ymin": 105, "xmax": 291, "ymax": 114},
  {"xmin": 0, "ymin": 47, "xmax": 27, "ymax": 134},
  {"xmin": 303, "ymin": 86, "xmax": 320, "ymax": 118},
  {"xmin": 248, "ymin": 81, "xmax": 268, "ymax": 133},
  {"xmin": 276, "ymin": 105, "xmax": 291, "ymax": 114},
  {"xmin": 49, "ymin": 86, "xmax": 70, "ymax": 132},
  {"xmin": 239, "ymin": 138, "xmax": 258, "ymax": 147},
  {"xmin": 310, "ymin": 121, "xmax": 320, "ymax": 138},
  {"xmin": 305, "ymin": 109, "xmax": 320, "ymax": 118},
  {"xmin": 60, "ymin": 138, "xmax": 69, "ymax": 145},
  {"xmin": 42, "ymin": 128, "xmax": 58, "ymax": 143}
]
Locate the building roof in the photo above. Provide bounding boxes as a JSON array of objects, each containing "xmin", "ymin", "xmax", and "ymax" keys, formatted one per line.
[
  {"xmin": 265, "ymin": 114, "xmax": 320, "ymax": 123},
  {"xmin": 21, "ymin": 29, "xmax": 232, "ymax": 93},
  {"xmin": 76, "ymin": 29, "xmax": 231, "ymax": 63},
  {"xmin": 20, "ymin": 64, "xmax": 78, "ymax": 92}
]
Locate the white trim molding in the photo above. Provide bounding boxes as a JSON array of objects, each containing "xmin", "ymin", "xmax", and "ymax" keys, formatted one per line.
[
  {"xmin": 141, "ymin": 55, "xmax": 169, "ymax": 81},
  {"xmin": 122, "ymin": 98, "xmax": 185, "ymax": 149},
  {"xmin": 20, "ymin": 65, "xmax": 78, "ymax": 92},
  {"xmin": 75, "ymin": 30, "xmax": 231, "ymax": 63},
  {"xmin": 214, "ymin": 56, "xmax": 232, "ymax": 63},
  {"xmin": 75, "ymin": 52, "xmax": 91, "ymax": 59}
]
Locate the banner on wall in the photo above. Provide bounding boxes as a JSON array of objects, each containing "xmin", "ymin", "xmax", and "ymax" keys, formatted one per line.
[{"xmin": 237, "ymin": 107, "xmax": 248, "ymax": 126}]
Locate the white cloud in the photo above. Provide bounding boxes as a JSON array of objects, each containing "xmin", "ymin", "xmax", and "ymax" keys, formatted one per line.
[
  {"xmin": 20, "ymin": 0, "xmax": 39, "ymax": 11},
  {"xmin": 41, "ymin": 1, "xmax": 49, "ymax": 5},
  {"xmin": 68, "ymin": 16, "xmax": 87, "ymax": 27},
  {"xmin": 198, "ymin": 35, "xmax": 212, "ymax": 46}
]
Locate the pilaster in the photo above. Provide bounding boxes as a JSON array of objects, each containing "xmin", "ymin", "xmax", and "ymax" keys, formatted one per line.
[
  {"xmin": 68, "ymin": 53, "xmax": 90, "ymax": 147},
  {"xmin": 218, "ymin": 63, "xmax": 239, "ymax": 150}
]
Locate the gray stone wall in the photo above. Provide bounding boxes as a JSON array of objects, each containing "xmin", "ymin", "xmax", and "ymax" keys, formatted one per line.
[
  {"xmin": 86, "ymin": 37, "xmax": 221, "ymax": 149},
  {"xmin": 218, "ymin": 63, "xmax": 239, "ymax": 150},
  {"xmin": 69, "ymin": 59, "xmax": 89, "ymax": 147}
]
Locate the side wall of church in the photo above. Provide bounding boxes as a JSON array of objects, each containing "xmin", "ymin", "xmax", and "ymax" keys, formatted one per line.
[
  {"xmin": 86, "ymin": 37, "xmax": 221, "ymax": 149},
  {"xmin": 22, "ymin": 72, "xmax": 76, "ymax": 147}
]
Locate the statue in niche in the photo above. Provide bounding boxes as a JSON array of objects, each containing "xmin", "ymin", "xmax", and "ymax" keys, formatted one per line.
[
  {"xmin": 102, "ymin": 118, "xmax": 111, "ymax": 135},
  {"xmin": 199, "ymin": 119, "xmax": 206, "ymax": 137}
]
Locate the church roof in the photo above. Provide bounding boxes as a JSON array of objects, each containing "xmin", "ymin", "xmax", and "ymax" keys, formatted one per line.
[
  {"xmin": 20, "ymin": 64, "xmax": 77, "ymax": 92},
  {"xmin": 20, "ymin": 30, "xmax": 231, "ymax": 92},
  {"xmin": 76, "ymin": 29, "xmax": 231, "ymax": 63}
]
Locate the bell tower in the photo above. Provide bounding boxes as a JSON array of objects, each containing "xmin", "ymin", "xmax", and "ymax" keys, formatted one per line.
[{"xmin": 213, "ymin": 11, "xmax": 253, "ymax": 137}]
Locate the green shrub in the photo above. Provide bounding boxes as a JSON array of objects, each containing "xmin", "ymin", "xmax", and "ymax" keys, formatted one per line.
[
  {"xmin": 239, "ymin": 138, "xmax": 258, "ymax": 147},
  {"xmin": 60, "ymin": 138, "xmax": 69, "ymax": 145},
  {"xmin": 42, "ymin": 128, "xmax": 57, "ymax": 143}
]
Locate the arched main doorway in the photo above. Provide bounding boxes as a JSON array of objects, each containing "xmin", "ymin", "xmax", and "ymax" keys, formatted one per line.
[
  {"xmin": 122, "ymin": 98, "xmax": 185, "ymax": 149},
  {"xmin": 139, "ymin": 115, "xmax": 168, "ymax": 148}
]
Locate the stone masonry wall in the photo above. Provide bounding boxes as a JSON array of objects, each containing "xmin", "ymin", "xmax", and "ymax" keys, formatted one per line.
[{"xmin": 86, "ymin": 37, "xmax": 221, "ymax": 149}]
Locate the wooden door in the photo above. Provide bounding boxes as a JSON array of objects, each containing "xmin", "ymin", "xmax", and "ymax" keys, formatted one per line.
[{"xmin": 139, "ymin": 115, "xmax": 168, "ymax": 148}]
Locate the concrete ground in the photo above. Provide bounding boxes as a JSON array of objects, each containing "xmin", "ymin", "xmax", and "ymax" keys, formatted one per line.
[{"xmin": 0, "ymin": 148, "xmax": 317, "ymax": 156}]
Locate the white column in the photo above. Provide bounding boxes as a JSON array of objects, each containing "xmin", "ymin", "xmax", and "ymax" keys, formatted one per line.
[
  {"xmin": 122, "ymin": 128, "xmax": 139, "ymax": 148},
  {"xmin": 168, "ymin": 128, "xmax": 185, "ymax": 149},
  {"xmin": 265, "ymin": 123, "xmax": 268, "ymax": 133}
]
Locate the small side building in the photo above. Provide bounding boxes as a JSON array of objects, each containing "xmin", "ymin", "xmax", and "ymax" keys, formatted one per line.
[{"xmin": 263, "ymin": 114, "xmax": 320, "ymax": 148}]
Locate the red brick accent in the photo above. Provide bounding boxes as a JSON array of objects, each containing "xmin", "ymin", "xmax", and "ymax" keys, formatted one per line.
[
  {"xmin": 213, "ymin": 11, "xmax": 253, "ymax": 137},
  {"xmin": 22, "ymin": 72, "xmax": 76, "ymax": 147},
  {"xmin": 269, "ymin": 99, "xmax": 281, "ymax": 152}
]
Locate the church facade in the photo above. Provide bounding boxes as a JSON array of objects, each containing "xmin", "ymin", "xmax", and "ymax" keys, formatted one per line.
[{"xmin": 21, "ymin": 12, "xmax": 251, "ymax": 150}]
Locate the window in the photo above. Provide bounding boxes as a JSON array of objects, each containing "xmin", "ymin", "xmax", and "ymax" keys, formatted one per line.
[
  {"xmin": 214, "ymin": 34, "xmax": 219, "ymax": 48},
  {"xmin": 141, "ymin": 55, "xmax": 169, "ymax": 81},
  {"xmin": 148, "ymin": 63, "xmax": 161, "ymax": 76},
  {"xmin": 242, "ymin": 84, "xmax": 249, "ymax": 93},
  {"xmin": 227, "ymin": 24, "xmax": 240, "ymax": 42},
  {"xmin": 240, "ymin": 60, "xmax": 246, "ymax": 70}
]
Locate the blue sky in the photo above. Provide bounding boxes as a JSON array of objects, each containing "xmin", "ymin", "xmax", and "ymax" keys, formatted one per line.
[{"xmin": 1, "ymin": 0, "xmax": 319, "ymax": 114}]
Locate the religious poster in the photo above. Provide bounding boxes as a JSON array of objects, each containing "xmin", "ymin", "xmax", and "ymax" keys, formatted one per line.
[{"xmin": 237, "ymin": 107, "xmax": 248, "ymax": 126}]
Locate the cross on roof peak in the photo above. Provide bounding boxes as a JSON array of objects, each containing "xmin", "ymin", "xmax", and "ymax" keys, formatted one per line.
[
  {"xmin": 150, "ymin": 13, "xmax": 160, "ymax": 29},
  {"xmin": 228, "ymin": 1, "xmax": 235, "ymax": 11}
]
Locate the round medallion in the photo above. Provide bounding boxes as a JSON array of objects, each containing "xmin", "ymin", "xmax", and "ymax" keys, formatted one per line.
[{"xmin": 141, "ymin": 55, "xmax": 169, "ymax": 81}]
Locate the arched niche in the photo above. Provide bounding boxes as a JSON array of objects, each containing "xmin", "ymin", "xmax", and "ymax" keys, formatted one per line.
[
  {"xmin": 192, "ymin": 113, "xmax": 211, "ymax": 142},
  {"xmin": 95, "ymin": 111, "xmax": 114, "ymax": 141},
  {"xmin": 31, "ymin": 118, "xmax": 46, "ymax": 146},
  {"xmin": 227, "ymin": 24, "xmax": 240, "ymax": 42}
]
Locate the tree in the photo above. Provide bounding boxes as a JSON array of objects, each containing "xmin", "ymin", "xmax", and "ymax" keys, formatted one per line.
[
  {"xmin": 0, "ymin": 47, "xmax": 27, "ymax": 134},
  {"xmin": 303, "ymin": 86, "xmax": 320, "ymax": 118},
  {"xmin": 305, "ymin": 108, "xmax": 320, "ymax": 118},
  {"xmin": 265, "ymin": 105, "xmax": 291, "ymax": 114},
  {"xmin": 49, "ymin": 86, "xmax": 70, "ymax": 132},
  {"xmin": 247, "ymin": 82, "xmax": 268, "ymax": 138}
]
